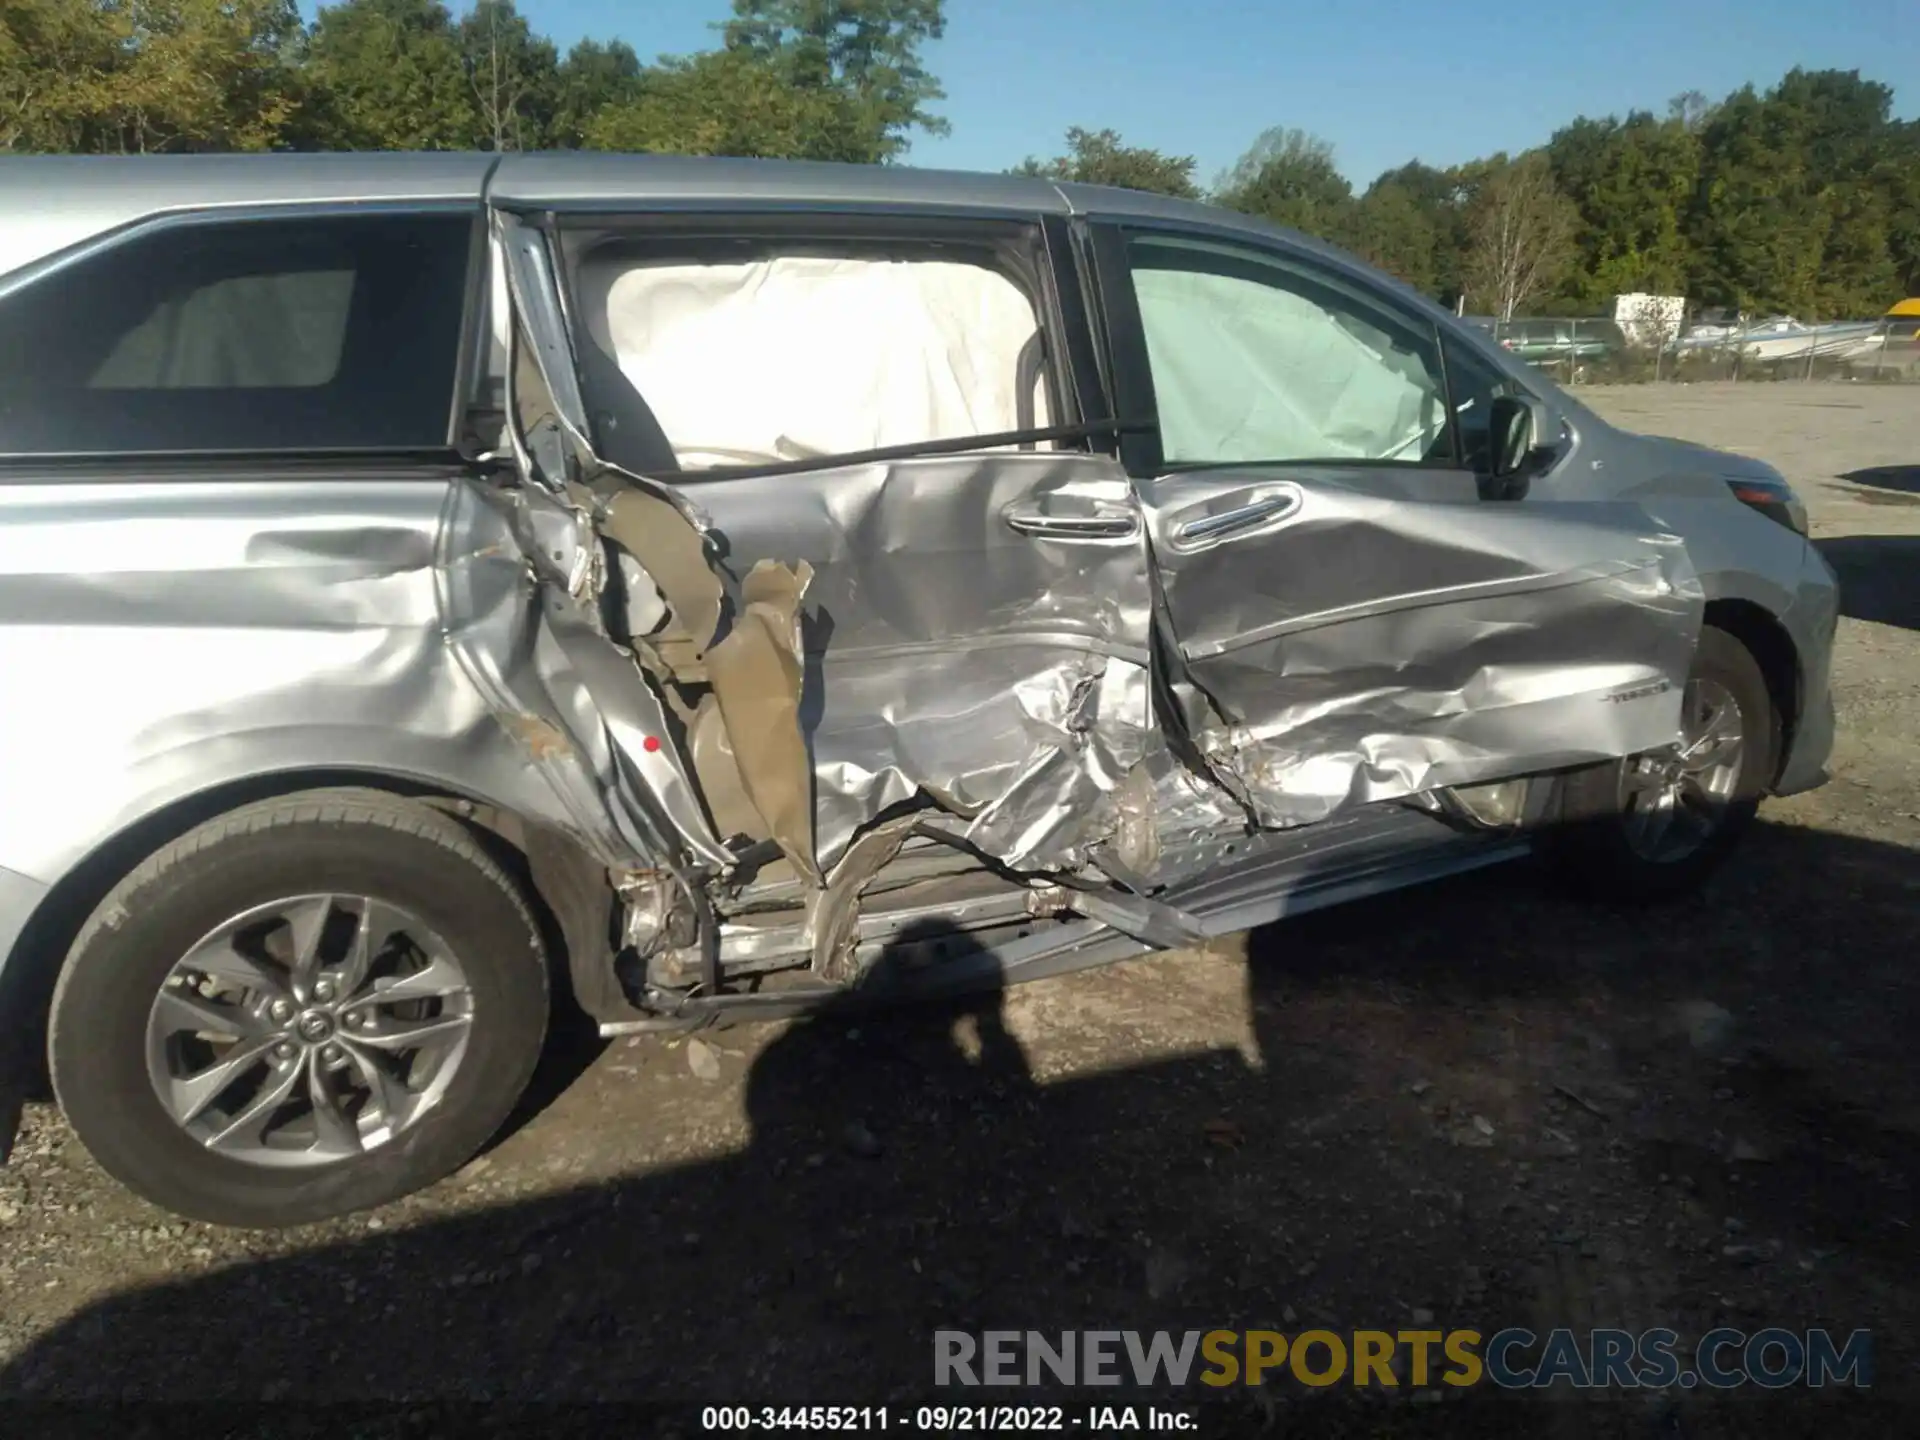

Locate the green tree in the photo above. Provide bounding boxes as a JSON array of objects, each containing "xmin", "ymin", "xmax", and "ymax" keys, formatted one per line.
[
  {"xmin": 718, "ymin": 0, "xmax": 945, "ymax": 162},
  {"xmin": 1882, "ymin": 120, "xmax": 1920, "ymax": 297},
  {"xmin": 457, "ymin": 0, "xmax": 556, "ymax": 150},
  {"xmin": 583, "ymin": 47, "xmax": 874, "ymax": 161},
  {"xmin": 3, "ymin": 0, "xmax": 302, "ymax": 153},
  {"xmin": 1686, "ymin": 70, "xmax": 1907, "ymax": 316},
  {"xmin": 1214, "ymin": 127, "xmax": 1354, "ymax": 243},
  {"xmin": 1367, "ymin": 160, "xmax": 1473, "ymax": 304},
  {"xmin": 1010, "ymin": 125, "xmax": 1198, "ymax": 198},
  {"xmin": 2, "ymin": 0, "xmax": 116, "ymax": 151},
  {"xmin": 1348, "ymin": 179, "xmax": 1440, "ymax": 294},
  {"xmin": 550, "ymin": 38, "xmax": 644, "ymax": 149},
  {"xmin": 1548, "ymin": 110, "xmax": 1699, "ymax": 306},
  {"xmin": 1687, "ymin": 85, "xmax": 1821, "ymax": 313},
  {"xmin": 1461, "ymin": 151, "xmax": 1579, "ymax": 319},
  {"xmin": 304, "ymin": 0, "xmax": 471, "ymax": 150}
]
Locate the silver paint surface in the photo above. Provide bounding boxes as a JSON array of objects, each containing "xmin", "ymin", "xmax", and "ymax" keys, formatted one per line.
[
  {"xmin": 686, "ymin": 451, "xmax": 1159, "ymax": 871},
  {"xmin": 0, "ymin": 471, "xmax": 630, "ymax": 888},
  {"xmin": 1141, "ymin": 467, "xmax": 1705, "ymax": 828},
  {"xmin": 0, "ymin": 154, "xmax": 1841, "ymax": 1010}
]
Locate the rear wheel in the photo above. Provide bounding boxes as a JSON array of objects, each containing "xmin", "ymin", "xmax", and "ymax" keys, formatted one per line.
[
  {"xmin": 49, "ymin": 791, "xmax": 548, "ymax": 1228},
  {"xmin": 1545, "ymin": 626, "xmax": 1777, "ymax": 902}
]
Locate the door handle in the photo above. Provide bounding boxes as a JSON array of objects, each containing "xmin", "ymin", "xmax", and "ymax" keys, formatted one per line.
[
  {"xmin": 1174, "ymin": 492, "xmax": 1300, "ymax": 544},
  {"xmin": 1003, "ymin": 506, "xmax": 1139, "ymax": 541}
]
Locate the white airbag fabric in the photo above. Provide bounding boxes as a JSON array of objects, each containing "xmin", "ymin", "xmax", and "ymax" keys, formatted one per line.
[
  {"xmin": 1134, "ymin": 265, "xmax": 1445, "ymax": 466},
  {"xmin": 575, "ymin": 255, "xmax": 1047, "ymax": 469}
]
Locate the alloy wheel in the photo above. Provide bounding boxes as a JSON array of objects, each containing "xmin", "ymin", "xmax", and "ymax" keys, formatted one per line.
[
  {"xmin": 144, "ymin": 894, "xmax": 474, "ymax": 1169},
  {"xmin": 1617, "ymin": 677, "xmax": 1747, "ymax": 864}
]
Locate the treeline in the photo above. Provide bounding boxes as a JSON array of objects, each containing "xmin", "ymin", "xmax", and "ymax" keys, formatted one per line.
[
  {"xmin": 0, "ymin": 0, "xmax": 944, "ymax": 160},
  {"xmin": 1022, "ymin": 74, "xmax": 1920, "ymax": 321},
  {"xmin": 3, "ymin": 2, "xmax": 1915, "ymax": 318}
]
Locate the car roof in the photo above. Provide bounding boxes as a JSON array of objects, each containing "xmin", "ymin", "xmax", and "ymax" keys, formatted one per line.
[
  {"xmin": 0, "ymin": 150, "xmax": 1354, "ymax": 272},
  {"xmin": 0, "ymin": 152, "xmax": 497, "ymax": 279},
  {"xmin": 0, "ymin": 151, "xmax": 1472, "ymax": 346},
  {"xmin": 486, "ymin": 151, "xmax": 1067, "ymax": 214}
]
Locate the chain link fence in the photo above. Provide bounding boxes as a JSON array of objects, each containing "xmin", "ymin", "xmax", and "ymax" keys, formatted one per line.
[{"xmin": 1463, "ymin": 311, "xmax": 1920, "ymax": 385}]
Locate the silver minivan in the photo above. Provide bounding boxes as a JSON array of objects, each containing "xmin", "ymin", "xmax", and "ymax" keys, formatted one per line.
[{"xmin": 0, "ymin": 154, "xmax": 1837, "ymax": 1227}]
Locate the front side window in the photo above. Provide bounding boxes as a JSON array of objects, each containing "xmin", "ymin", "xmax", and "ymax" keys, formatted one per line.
[
  {"xmin": 565, "ymin": 236, "xmax": 1054, "ymax": 474},
  {"xmin": 1124, "ymin": 233, "xmax": 1452, "ymax": 469},
  {"xmin": 1444, "ymin": 334, "xmax": 1534, "ymax": 475},
  {"xmin": 0, "ymin": 210, "xmax": 474, "ymax": 457}
]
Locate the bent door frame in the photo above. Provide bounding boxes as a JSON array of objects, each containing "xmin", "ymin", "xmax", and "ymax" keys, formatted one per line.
[{"xmin": 1074, "ymin": 214, "xmax": 1704, "ymax": 828}]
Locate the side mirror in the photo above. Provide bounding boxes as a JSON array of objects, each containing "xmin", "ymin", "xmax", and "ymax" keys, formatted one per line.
[{"xmin": 1488, "ymin": 394, "xmax": 1553, "ymax": 489}]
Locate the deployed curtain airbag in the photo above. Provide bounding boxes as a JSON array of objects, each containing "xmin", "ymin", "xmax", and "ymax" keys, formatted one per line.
[{"xmin": 574, "ymin": 254, "xmax": 1048, "ymax": 469}]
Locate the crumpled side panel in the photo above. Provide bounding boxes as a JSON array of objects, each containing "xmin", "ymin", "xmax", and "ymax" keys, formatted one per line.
[
  {"xmin": 918, "ymin": 653, "xmax": 1157, "ymax": 872},
  {"xmin": 439, "ymin": 479, "xmax": 728, "ymax": 870},
  {"xmin": 685, "ymin": 451, "xmax": 1159, "ymax": 872},
  {"xmin": 1177, "ymin": 526, "xmax": 1705, "ymax": 828},
  {"xmin": 592, "ymin": 482, "xmax": 822, "ymax": 882},
  {"xmin": 501, "ymin": 209, "xmax": 1168, "ymax": 887}
]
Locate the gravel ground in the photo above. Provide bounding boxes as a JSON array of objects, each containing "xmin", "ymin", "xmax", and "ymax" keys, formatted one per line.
[{"xmin": 1, "ymin": 381, "xmax": 1915, "ymax": 1435}]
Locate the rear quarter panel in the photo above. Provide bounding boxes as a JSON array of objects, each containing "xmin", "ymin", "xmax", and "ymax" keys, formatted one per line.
[{"xmin": 0, "ymin": 468, "xmax": 595, "ymax": 894}]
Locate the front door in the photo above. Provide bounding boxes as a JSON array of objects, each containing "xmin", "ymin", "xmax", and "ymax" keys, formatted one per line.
[{"xmin": 1087, "ymin": 222, "xmax": 1702, "ymax": 827}]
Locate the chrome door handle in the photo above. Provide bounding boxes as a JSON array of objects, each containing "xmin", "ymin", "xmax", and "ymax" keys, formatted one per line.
[
  {"xmin": 1174, "ymin": 492, "xmax": 1300, "ymax": 544},
  {"xmin": 1003, "ymin": 507, "xmax": 1139, "ymax": 540}
]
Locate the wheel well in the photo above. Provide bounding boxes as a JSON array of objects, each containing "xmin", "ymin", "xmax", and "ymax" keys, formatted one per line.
[
  {"xmin": 1702, "ymin": 598, "xmax": 1799, "ymax": 786},
  {"xmin": 0, "ymin": 769, "xmax": 615, "ymax": 1104}
]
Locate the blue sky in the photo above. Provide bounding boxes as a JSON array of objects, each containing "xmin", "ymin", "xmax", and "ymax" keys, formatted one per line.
[{"xmin": 323, "ymin": 1, "xmax": 1920, "ymax": 186}]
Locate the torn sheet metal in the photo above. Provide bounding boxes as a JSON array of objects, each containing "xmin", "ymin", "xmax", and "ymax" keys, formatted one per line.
[
  {"xmin": 682, "ymin": 450, "xmax": 1159, "ymax": 873},
  {"xmin": 1097, "ymin": 744, "xmax": 1258, "ymax": 889},
  {"xmin": 491, "ymin": 207, "xmax": 1705, "ymax": 904},
  {"xmin": 917, "ymin": 651, "xmax": 1157, "ymax": 872},
  {"xmin": 438, "ymin": 478, "xmax": 732, "ymax": 872},
  {"xmin": 1144, "ymin": 475, "xmax": 1704, "ymax": 829},
  {"xmin": 502, "ymin": 210, "xmax": 1173, "ymax": 887},
  {"xmin": 498, "ymin": 211, "xmax": 825, "ymax": 880}
]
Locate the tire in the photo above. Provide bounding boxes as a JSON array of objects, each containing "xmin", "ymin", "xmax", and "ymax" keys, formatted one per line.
[
  {"xmin": 1544, "ymin": 626, "xmax": 1778, "ymax": 903},
  {"xmin": 49, "ymin": 790, "xmax": 549, "ymax": 1228}
]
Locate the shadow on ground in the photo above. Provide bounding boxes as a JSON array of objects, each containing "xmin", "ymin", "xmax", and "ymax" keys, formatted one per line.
[
  {"xmin": 2, "ymin": 823, "xmax": 1916, "ymax": 1438},
  {"xmin": 1839, "ymin": 465, "xmax": 1920, "ymax": 497},
  {"xmin": 1815, "ymin": 535, "xmax": 1920, "ymax": 630}
]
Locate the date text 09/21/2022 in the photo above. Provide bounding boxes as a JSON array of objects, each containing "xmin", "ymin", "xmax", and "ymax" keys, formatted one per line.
[{"xmin": 700, "ymin": 1405, "xmax": 1193, "ymax": 1431}]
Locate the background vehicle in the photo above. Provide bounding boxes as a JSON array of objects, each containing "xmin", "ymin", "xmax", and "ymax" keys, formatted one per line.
[
  {"xmin": 0, "ymin": 154, "xmax": 1838, "ymax": 1227},
  {"xmin": 1492, "ymin": 315, "xmax": 1627, "ymax": 366}
]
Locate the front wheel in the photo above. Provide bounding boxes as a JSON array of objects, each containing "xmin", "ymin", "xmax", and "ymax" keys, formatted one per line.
[
  {"xmin": 1544, "ymin": 626, "xmax": 1778, "ymax": 902},
  {"xmin": 49, "ymin": 790, "xmax": 549, "ymax": 1228}
]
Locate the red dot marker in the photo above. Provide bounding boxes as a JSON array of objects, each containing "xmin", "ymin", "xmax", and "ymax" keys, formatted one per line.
[{"xmin": 642, "ymin": 735, "xmax": 662, "ymax": 753}]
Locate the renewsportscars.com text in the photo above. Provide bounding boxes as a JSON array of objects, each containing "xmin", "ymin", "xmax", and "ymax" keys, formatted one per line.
[{"xmin": 934, "ymin": 1327, "xmax": 1872, "ymax": 1390}]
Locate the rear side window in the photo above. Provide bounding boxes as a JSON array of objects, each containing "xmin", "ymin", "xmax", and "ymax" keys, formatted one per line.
[{"xmin": 0, "ymin": 210, "xmax": 474, "ymax": 456}]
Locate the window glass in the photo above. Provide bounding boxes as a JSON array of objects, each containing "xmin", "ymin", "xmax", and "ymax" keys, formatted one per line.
[
  {"xmin": 0, "ymin": 211, "xmax": 473, "ymax": 456},
  {"xmin": 569, "ymin": 247, "xmax": 1050, "ymax": 472},
  {"xmin": 90, "ymin": 271, "xmax": 356, "ymax": 390},
  {"xmin": 1444, "ymin": 335, "xmax": 1533, "ymax": 475},
  {"xmin": 1125, "ymin": 234, "xmax": 1451, "ymax": 468}
]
